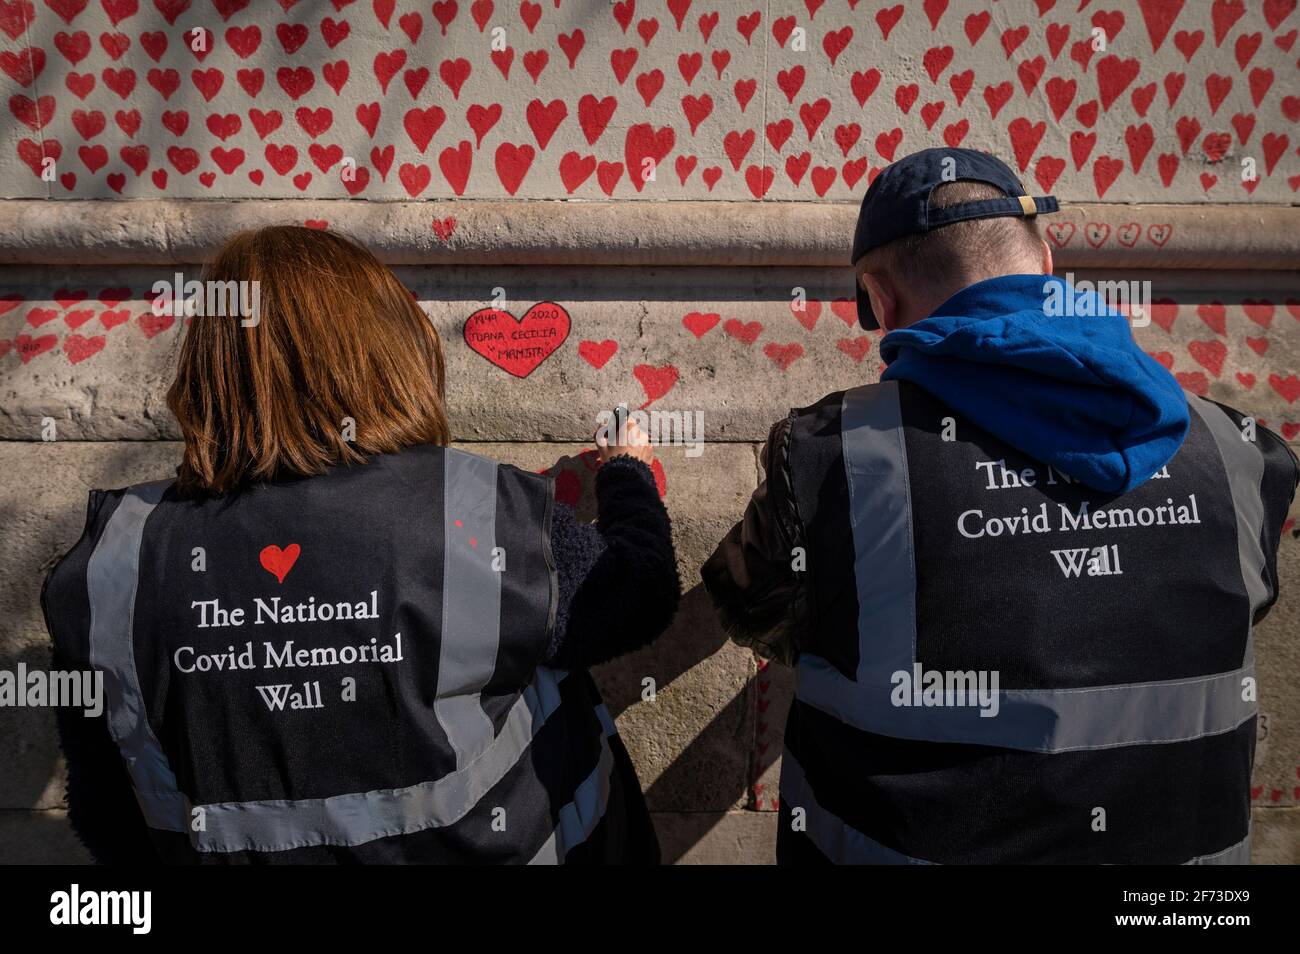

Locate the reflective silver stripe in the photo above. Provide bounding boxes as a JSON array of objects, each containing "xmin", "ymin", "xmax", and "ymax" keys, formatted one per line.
[
  {"xmin": 195, "ymin": 667, "xmax": 569, "ymax": 853},
  {"xmin": 785, "ymin": 748, "xmax": 1250, "ymax": 865},
  {"xmin": 840, "ymin": 380, "xmax": 917, "ymax": 677},
  {"xmin": 799, "ymin": 656, "xmax": 1256, "ymax": 751},
  {"xmin": 86, "ymin": 480, "xmax": 190, "ymax": 833},
  {"xmin": 1189, "ymin": 396, "xmax": 1270, "ymax": 623},
  {"xmin": 527, "ymin": 702, "xmax": 618, "ymax": 865},
  {"xmin": 436, "ymin": 449, "xmax": 502, "ymax": 768},
  {"xmin": 1187, "ymin": 834, "xmax": 1251, "ymax": 865},
  {"xmin": 594, "ymin": 702, "xmax": 617, "ymax": 737},
  {"xmin": 798, "ymin": 383, "xmax": 1257, "ymax": 752}
]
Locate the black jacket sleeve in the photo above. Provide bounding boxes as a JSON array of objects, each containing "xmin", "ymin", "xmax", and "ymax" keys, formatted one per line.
[
  {"xmin": 700, "ymin": 416, "xmax": 809, "ymax": 666},
  {"xmin": 51, "ymin": 646, "xmax": 159, "ymax": 865},
  {"xmin": 1253, "ymin": 421, "xmax": 1300, "ymax": 623},
  {"xmin": 1208, "ymin": 401, "xmax": 1300, "ymax": 623},
  {"xmin": 44, "ymin": 491, "xmax": 160, "ymax": 865},
  {"xmin": 546, "ymin": 456, "xmax": 681, "ymax": 669}
]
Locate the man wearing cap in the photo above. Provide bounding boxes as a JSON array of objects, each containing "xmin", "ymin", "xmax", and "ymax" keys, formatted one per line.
[{"xmin": 702, "ymin": 147, "xmax": 1298, "ymax": 864}]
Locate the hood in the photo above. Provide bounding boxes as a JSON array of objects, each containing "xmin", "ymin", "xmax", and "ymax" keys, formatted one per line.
[{"xmin": 879, "ymin": 274, "xmax": 1189, "ymax": 494}]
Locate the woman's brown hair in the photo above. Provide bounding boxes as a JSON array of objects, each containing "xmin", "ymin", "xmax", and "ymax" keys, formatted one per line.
[{"xmin": 166, "ymin": 226, "xmax": 449, "ymax": 495}]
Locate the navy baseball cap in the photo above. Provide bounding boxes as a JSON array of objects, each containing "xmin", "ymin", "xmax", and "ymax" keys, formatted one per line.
[{"xmin": 851, "ymin": 147, "xmax": 1060, "ymax": 330}]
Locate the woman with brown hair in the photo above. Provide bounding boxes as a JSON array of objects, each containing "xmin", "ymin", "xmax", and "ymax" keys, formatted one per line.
[{"xmin": 44, "ymin": 226, "xmax": 679, "ymax": 864}]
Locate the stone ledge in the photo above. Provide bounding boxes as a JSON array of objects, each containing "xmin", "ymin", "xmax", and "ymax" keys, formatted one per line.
[{"xmin": 0, "ymin": 201, "xmax": 1296, "ymax": 269}]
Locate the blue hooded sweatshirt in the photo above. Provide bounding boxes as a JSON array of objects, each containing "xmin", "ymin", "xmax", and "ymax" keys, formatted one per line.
[{"xmin": 879, "ymin": 274, "xmax": 1190, "ymax": 494}]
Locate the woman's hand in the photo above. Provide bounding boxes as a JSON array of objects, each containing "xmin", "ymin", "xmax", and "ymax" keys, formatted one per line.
[{"xmin": 596, "ymin": 415, "xmax": 654, "ymax": 466}]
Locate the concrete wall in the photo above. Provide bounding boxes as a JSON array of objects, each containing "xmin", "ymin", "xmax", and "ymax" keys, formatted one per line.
[{"xmin": 1, "ymin": 0, "xmax": 1298, "ymax": 864}]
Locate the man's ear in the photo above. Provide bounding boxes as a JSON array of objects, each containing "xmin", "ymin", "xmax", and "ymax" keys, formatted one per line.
[
  {"xmin": 1040, "ymin": 238, "xmax": 1054, "ymax": 276},
  {"xmin": 859, "ymin": 270, "xmax": 897, "ymax": 331}
]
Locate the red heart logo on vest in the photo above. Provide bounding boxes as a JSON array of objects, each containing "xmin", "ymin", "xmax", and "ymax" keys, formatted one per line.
[
  {"xmin": 463, "ymin": 302, "xmax": 570, "ymax": 378},
  {"xmin": 259, "ymin": 544, "xmax": 300, "ymax": 584}
]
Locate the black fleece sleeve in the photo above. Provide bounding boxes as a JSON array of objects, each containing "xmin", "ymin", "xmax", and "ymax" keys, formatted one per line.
[
  {"xmin": 546, "ymin": 456, "xmax": 680, "ymax": 669},
  {"xmin": 700, "ymin": 416, "xmax": 808, "ymax": 666}
]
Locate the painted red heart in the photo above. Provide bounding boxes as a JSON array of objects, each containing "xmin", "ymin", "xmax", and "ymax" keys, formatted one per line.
[
  {"xmin": 624, "ymin": 122, "xmax": 674, "ymax": 191},
  {"xmin": 464, "ymin": 301, "xmax": 570, "ymax": 378},
  {"xmin": 837, "ymin": 337, "xmax": 872, "ymax": 363},
  {"xmin": 682, "ymin": 312, "xmax": 719, "ymax": 338},
  {"xmin": 494, "ymin": 141, "xmax": 535, "ymax": 194},
  {"xmin": 1093, "ymin": 155, "xmax": 1124, "ymax": 198},
  {"xmin": 414, "ymin": 141, "xmax": 450, "ymax": 193},
  {"xmin": 576, "ymin": 93, "xmax": 616, "ymax": 145},
  {"xmin": 398, "ymin": 162, "xmax": 431, "ymax": 197},
  {"xmin": 1096, "ymin": 55, "xmax": 1140, "ymax": 111},
  {"xmin": 723, "ymin": 129, "xmax": 754, "ymax": 170},
  {"xmin": 578, "ymin": 339, "xmax": 617, "ymax": 369},
  {"xmin": 526, "ymin": 98, "xmax": 567, "ymax": 149},
  {"xmin": 1188, "ymin": 340, "xmax": 1227, "ymax": 378},
  {"xmin": 440, "ymin": 57, "xmax": 471, "ymax": 96},
  {"xmin": 1269, "ymin": 374, "xmax": 1300, "ymax": 404},
  {"xmin": 259, "ymin": 543, "xmax": 301, "ymax": 584},
  {"xmin": 99, "ymin": 308, "xmax": 131, "ymax": 330},
  {"xmin": 64, "ymin": 308, "xmax": 95, "ymax": 329},
  {"xmin": 63, "ymin": 333, "xmax": 105, "ymax": 364},
  {"xmin": 1175, "ymin": 371, "xmax": 1209, "ymax": 396},
  {"xmin": 431, "ymin": 216, "xmax": 457, "ymax": 242},
  {"xmin": 1197, "ymin": 302, "xmax": 1227, "ymax": 336},
  {"xmin": 1242, "ymin": 300, "xmax": 1274, "ymax": 329},
  {"xmin": 764, "ymin": 342, "xmax": 804, "ymax": 371},
  {"xmin": 1149, "ymin": 299, "xmax": 1179, "ymax": 333},
  {"xmin": 14, "ymin": 334, "xmax": 57, "ymax": 363},
  {"xmin": 851, "ymin": 68, "xmax": 881, "ymax": 107},
  {"xmin": 1148, "ymin": 351, "xmax": 1175, "ymax": 370},
  {"xmin": 791, "ymin": 299, "xmax": 821, "ymax": 331},
  {"xmin": 724, "ymin": 319, "xmax": 762, "ymax": 344},
  {"xmin": 633, "ymin": 363, "xmax": 678, "ymax": 405},
  {"xmin": 765, "ymin": 117, "xmax": 791, "ymax": 151},
  {"xmin": 394, "ymin": 104, "xmax": 444, "ymax": 155},
  {"xmin": 136, "ymin": 310, "xmax": 174, "ymax": 338}
]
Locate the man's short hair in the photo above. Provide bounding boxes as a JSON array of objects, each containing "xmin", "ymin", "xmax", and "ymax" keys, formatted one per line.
[{"xmin": 859, "ymin": 180, "xmax": 1043, "ymax": 286}]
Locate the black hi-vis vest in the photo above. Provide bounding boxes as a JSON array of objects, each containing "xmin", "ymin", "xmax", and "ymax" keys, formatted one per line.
[
  {"xmin": 779, "ymin": 380, "xmax": 1297, "ymax": 865},
  {"xmin": 45, "ymin": 444, "xmax": 624, "ymax": 863}
]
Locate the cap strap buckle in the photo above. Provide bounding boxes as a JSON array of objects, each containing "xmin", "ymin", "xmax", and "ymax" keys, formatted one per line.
[{"xmin": 1017, "ymin": 195, "xmax": 1037, "ymax": 217}]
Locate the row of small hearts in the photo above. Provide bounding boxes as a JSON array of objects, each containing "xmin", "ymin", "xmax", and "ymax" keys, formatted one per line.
[
  {"xmin": 9, "ymin": 0, "xmax": 1299, "ymax": 45},
  {"xmin": 8, "ymin": 289, "xmax": 1300, "ymax": 330},
  {"xmin": 11, "ymin": 62, "xmax": 1295, "ymax": 139},
  {"xmin": 7, "ymin": 0, "xmax": 1297, "ymax": 70},
  {"xmin": 18, "ymin": 142, "xmax": 1298, "ymax": 201}
]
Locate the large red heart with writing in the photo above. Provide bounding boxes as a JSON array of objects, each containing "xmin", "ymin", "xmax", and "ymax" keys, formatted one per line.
[
  {"xmin": 463, "ymin": 301, "xmax": 570, "ymax": 378},
  {"xmin": 259, "ymin": 543, "xmax": 300, "ymax": 584}
]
